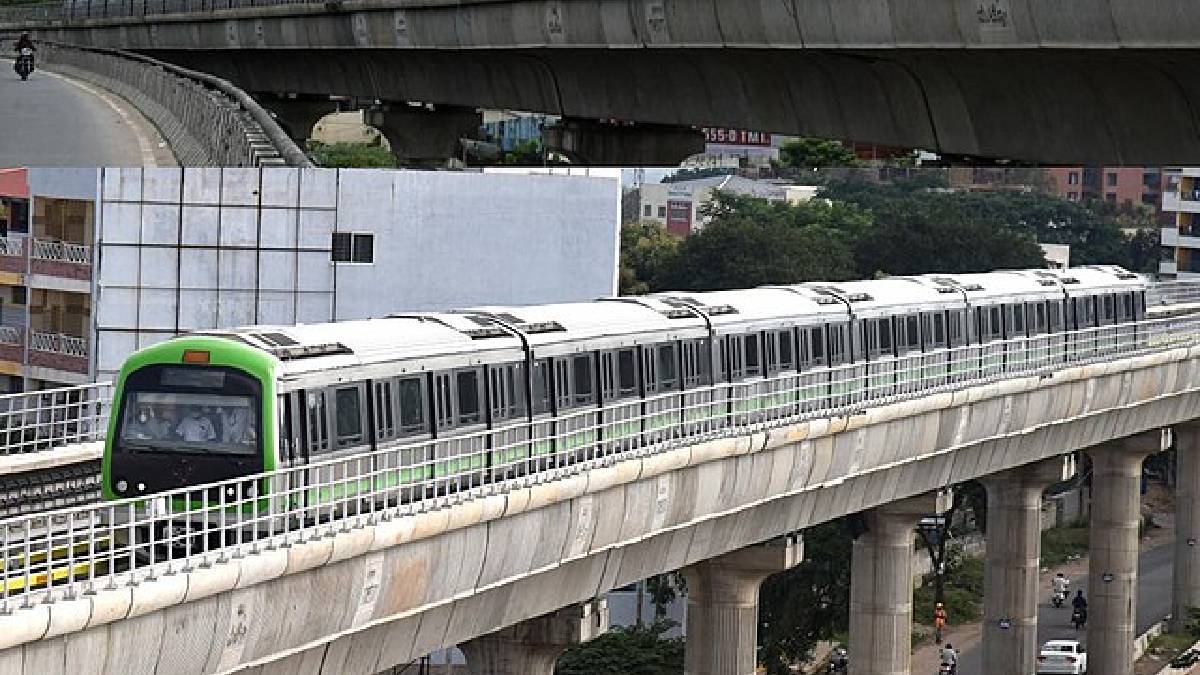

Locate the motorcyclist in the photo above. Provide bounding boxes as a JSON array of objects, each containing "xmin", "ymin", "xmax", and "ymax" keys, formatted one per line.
[
  {"xmin": 1071, "ymin": 590, "xmax": 1088, "ymax": 628},
  {"xmin": 1052, "ymin": 573, "xmax": 1070, "ymax": 604},
  {"xmin": 14, "ymin": 33, "xmax": 34, "ymax": 54},
  {"xmin": 933, "ymin": 602, "xmax": 948, "ymax": 643},
  {"xmin": 939, "ymin": 643, "xmax": 958, "ymax": 674}
]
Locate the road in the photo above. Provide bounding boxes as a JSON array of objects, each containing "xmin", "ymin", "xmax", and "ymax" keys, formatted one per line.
[
  {"xmin": 0, "ymin": 60, "xmax": 173, "ymax": 166},
  {"xmin": 953, "ymin": 543, "xmax": 1173, "ymax": 674}
]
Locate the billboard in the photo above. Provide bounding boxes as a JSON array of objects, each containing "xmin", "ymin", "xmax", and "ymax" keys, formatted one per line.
[{"xmin": 701, "ymin": 128, "xmax": 773, "ymax": 146}]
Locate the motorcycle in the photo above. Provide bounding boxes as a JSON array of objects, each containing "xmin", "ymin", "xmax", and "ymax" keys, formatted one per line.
[
  {"xmin": 14, "ymin": 48, "xmax": 34, "ymax": 81},
  {"xmin": 827, "ymin": 650, "xmax": 848, "ymax": 673},
  {"xmin": 1071, "ymin": 608, "xmax": 1088, "ymax": 630},
  {"xmin": 938, "ymin": 663, "xmax": 956, "ymax": 675},
  {"xmin": 1052, "ymin": 590, "xmax": 1066, "ymax": 608}
]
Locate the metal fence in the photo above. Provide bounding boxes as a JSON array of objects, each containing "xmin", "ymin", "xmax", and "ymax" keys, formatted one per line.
[
  {"xmin": 0, "ymin": 0, "xmax": 324, "ymax": 23},
  {"xmin": 0, "ymin": 312, "xmax": 1198, "ymax": 610},
  {"xmin": 36, "ymin": 41, "xmax": 311, "ymax": 168},
  {"xmin": 1148, "ymin": 280, "xmax": 1200, "ymax": 307},
  {"xmin": 32, "ymin": 239, "xmax": 91, "ymax": 265},
  {"xmin": 29, "ymin": 331, "xmax": 87, "ymax": 358},
  {"xmin": 0, "ymin": 382, "xmax": 110, "ymax": 457}
]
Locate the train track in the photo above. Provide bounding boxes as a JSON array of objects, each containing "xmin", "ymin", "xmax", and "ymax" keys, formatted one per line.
[{"xmin": 0, "ymin": 460, "xmax": 101, "ymax": 519}]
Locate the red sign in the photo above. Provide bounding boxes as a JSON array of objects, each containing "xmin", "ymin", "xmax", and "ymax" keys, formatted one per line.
[
  {"xmin": 702, "ymin": 128, "xmax": 773, "ymax": 146},
  {"xmin": 665, "ymin": 199, "xmax": 693, "ymax": 236}
]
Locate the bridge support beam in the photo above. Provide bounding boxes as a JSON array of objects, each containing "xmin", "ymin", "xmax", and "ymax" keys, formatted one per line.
[
  {"xmin": 458, "ymin": 600, "xmax": 608, "ymax": 675},
  {"xmin": 849, "ymin": 490, "xmax": 953, "ymax": 675},
  {"xmin": 365, "ymin": 104, "xmax": 481, "ymax": 167},
  {"xmin": 257, "ymin": 94, "xmax": 338, "ymax": 143},
  {"xmin": 1087, "ymin": 430, "xmax": 1166, "ymax": 674},
  {"xmin": 681, "ymin": 535, "xmax": 804, "ymax": 675},
  {"xmin": 542, "ymin": 118, "xmax": 705, "ymax": 166},
  {"xmin": 1174, "ymin": 422, "xmax": 1200, "ymax": 632},
  {"xmin": 980, "ymin": 456, "xmax": 1077, "ymax": 675}
]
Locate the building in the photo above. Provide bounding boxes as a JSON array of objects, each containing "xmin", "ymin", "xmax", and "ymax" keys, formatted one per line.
[
  {"xmin": 0, "ymin": 167, "xmax": 620, "ymax": 391},
  {"xmin": 1160, "ymin": 169, "xmax": 1200, "ymax": 279},
  {"xmin": 638, "ymin": 175, "xmax": 819, "ymax": 236},
  {"xmin": 1047, "ymin": 167, "xmax": 1165, "ymax": 209}
]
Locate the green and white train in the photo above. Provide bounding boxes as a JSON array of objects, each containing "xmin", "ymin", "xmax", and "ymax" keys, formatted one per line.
[{"xmin": 103, "ymin": 265, "xmax": 1148, "ymax": 503}]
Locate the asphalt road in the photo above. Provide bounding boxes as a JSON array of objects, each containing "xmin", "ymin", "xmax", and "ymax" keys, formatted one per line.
[
  {"xmin": 953, "ymin": 543, "xmax": 1173, "ymax": 674},
  {"xmin": 0, "ymin": 60, "xmax": 170, "ymax": 166}
]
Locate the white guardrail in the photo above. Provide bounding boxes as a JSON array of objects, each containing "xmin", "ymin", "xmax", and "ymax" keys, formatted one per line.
[
  {"xmin": 0, "ymin": 310, "xmax": 1199, "ymax": 608},
  {"xmin": 0, "ymin": 382, "xmax": 109, "ymax": 457}
]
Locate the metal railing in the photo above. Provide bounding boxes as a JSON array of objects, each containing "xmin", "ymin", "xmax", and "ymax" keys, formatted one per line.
[
  {"xmin": 31, "ymin": 239, "xmax": 90, "ymax": 265},
  {"xmin": 0, "ymin": 313, "xmax": 1198, "ymax": 611},
  {"xmin": 0, "ymin": 382, "xmax": 110, "ymax": 457},
  {"xmin": 0, "ymin": 326, "xmax": 20, "ymax": 346},
  {"xmin": 35, "ymin": 41, "xmax": 311, "ymax": 167},
  {"xmin": 0, "ymin": 0, "xmax": 328, "ymax": 23},
  {"xmin": 29, "ymin": 331, "xmax": 87, "ymax": 358},
  {"xmin": 0, "ymin": 236, "xmax": 26, "ymax": 258},
  {"xmin": 1148, "ymin": 280, "xmax": 1200, "ymax": 307}
]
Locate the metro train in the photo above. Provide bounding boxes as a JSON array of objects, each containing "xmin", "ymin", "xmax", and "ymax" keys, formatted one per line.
[{"xmin": 102, "ymin": 265, "xmax": 1149, "ymax": 505}]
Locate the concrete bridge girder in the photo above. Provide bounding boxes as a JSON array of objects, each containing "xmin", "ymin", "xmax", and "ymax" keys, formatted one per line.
[{"xmin": 5, "ymin": 347, "xmax": 1200, "ymax": 674}]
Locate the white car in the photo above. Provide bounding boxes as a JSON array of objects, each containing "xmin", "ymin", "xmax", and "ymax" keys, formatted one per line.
[{"xmin": 1037, "ymin": 639, "xmax": 1088, "ymax": 674}]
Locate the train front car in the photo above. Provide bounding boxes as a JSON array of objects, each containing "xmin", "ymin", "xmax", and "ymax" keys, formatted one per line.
[{"xmin": 103, "ymin": 336, "xmax": 275, "ymax": 503}]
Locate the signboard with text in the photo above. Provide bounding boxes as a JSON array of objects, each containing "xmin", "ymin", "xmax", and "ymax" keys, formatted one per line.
[{"xmin": 702, "ymin": 128, "xmax": 773, "ymax": 146}]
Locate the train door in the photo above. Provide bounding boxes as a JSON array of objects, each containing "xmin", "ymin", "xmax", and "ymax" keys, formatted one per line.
[
  {"xmin": 642, "ymin": 342, "xmax": 680, "ymax": 445},
  {"xmin": 680, "ymin": 338, "xmax": 714, "ymax": 436},
  {"xmin": 431, "ymin": 367, "xmax": 487, "ymax": 491}
]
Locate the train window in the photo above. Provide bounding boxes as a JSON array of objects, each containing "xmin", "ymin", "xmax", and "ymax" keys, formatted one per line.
[
  {"xmin": 1101, "ymin": 295, "xmax": 1116, "ymax": 324},
  {"xmin": 1010, "ymin": 305, "xmax": 1026, "ymax": 336},
  {"xmin": 374, "ymin": 380, "xmax": 395, "ymax": 440},
  {"xmin": 572, "ymin": 354, "xmax": 595, "ymax": 406},
  {"xmin": 828, "ymin": 324, "xmax": 848, "ymax": 365},
  {"xmin": 810, "ymin": 327, "xmax": 826, "ymax": 366},
  {"xmin": 531, "ymin": 359, "xmax": 551, "ymax": 415},
  {"xmin": 489, "ymin": 362, "xmax": 527, "ymax": 422},
  {"xmin": 658, "ymin": 344, "xmax": 679, "ymax": 391},
  {"xmin": 777, "ymin": 330, "xmax": 795, "ymax": 371},
  {"xmin": 279, "ymin": 394, "xmax": 296, "ymax": 463},
  {"xmin": 1135, "ymin": 292, "xmax": 1146, "ymax": 320},
  {"xmin": 456, "ymin": 369, "xmax": 482, "ymax": 426},
  {"xmin": 306, "ymin": 390, "xmax": 329, "ymax": 454},
  {"xmin": 617, "ymin": 349, "xmax": 639, "ymax": 397},
  {"xmin": 1031, "ymin": 303, "xmax": 1047, "ymax": 334},
  {"xmin": 948, "ymin": 310, "xmax": 966, "ymax": 347},
  {"xmin": 682, "ymin": 339, "xmax": 711, "ymax": 387},
  {"xmin": 744, "ymin": 333, "xmax": 762, "ymax": 377},
  {"xmin": 904, "ymin": 316, "xmax": 920, "ymax": 351},
  {"xmin": 553, "ymin": 359, "xmax": 572, "ymax": 410},
  {"xmin": 398, "ymin": 377, "xmax": 426, "ymax": 435},
  {"xmin": 1049, "ymin": 302, "xmax": 1065, "ymax": 332},
  {"xmin": 930, "ymin": 313, "xmax": 947, "ymax": 347},
  {"xmin": 1117, "ymin": 294, "xmax": 1133, "ymax": 322},
  {"xmin": 434, "ymin": 374, "xmax": 454, "ymax": 430},
  {"xmin": 334, "ymin": 386, "xmax": 364, "ymax": 447},
  {"xmin": 865, "ymin": 318, "xmax": 892, "ymax": 358},
  {"xmin": 722, "ymin": 335, "xmax": 746, "ymax": 381}
]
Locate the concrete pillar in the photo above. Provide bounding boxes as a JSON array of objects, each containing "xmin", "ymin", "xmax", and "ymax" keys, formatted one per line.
[
  {"xmin": 257, "ymin": 94, "xmax": 338, "ymax": 142},
  {"xmin": 1087, "ymin": 430, "xmax": 1167, "ymax": 674},
  {"xmin": 365, "ymin": 104, "xmax": 481, "ymax": 166},
  {"xmin": 458, "ymin": 600, "xmax": 608, "ymax": 675},
  {"xmin": 980, "ymin": 456, "xmax": 1077, "ymax": 675},
  {"xmin": 1174, "ymin": 423, "xmax": 1200, "ymax": 632},
  {"xmin": 542, "ymin": 118, "xmax": 705, "ymax": 165},
  {"xmin": 850, "ymin": 491, "xmax": 953, "ymax": 675},
  {"xmin": 681, "ymin": 535, "xmax": 804, "ymax": 675}
]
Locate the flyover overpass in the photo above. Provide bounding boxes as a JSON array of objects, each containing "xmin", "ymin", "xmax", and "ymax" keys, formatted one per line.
[
  {"xmin": 1, "ymin": 286, "xmax": 1200, "ymax": 675},
  {"xmin": 5, "ymin": 0, "xmax": 1200, "ymax": 163}
]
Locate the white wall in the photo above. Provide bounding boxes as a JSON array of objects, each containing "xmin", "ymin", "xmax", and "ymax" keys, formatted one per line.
[{"xmin": 93, "ymin": 167, "xmax": 619, "ymax": 381}]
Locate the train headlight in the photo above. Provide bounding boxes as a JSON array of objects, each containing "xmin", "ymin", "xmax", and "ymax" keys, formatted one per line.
[
  {"xmin": 116, "ymin": 479, "xmax": 128, "ymax": 493},
  {"xmin": 137, "ymin": 482, "xmax": 146, "ymax": 492},
  {"xmin": 226, "ymin": 487, "xmax": 236, "ymax": 498},
  {"xmin": 245, "ymin": 483, "xmax": 257, "ymax": 498}
]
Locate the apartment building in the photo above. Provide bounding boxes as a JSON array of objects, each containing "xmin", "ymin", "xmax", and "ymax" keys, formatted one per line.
[
  {"xmin": 1160, "ymin": 169, "xmax": 1200, "ymax": 279},
  {"xmin": 0, "ymin": 167, "xmax": 621, "ymax": 391},
  {"xmin": 1047, "ymin": 167, "xmax": 1165, "ymax": 209}
]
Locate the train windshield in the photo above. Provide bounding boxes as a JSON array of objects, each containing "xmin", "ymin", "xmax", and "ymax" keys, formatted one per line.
[{"xmin": 116, "ymin": 365, "xmax": 261, "ymax": 456}]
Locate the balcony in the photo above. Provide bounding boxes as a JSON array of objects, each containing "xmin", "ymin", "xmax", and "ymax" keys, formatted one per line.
[
  {"xmin": 30, "ymin": 239, "xmax": 91, "ymax": 283},
  {"xmin": 0, "ymin": 236, "xmax": 25, "ymax": 276},
  {"xmin": 27, "ymin": 331, "xmax": 88, "ymax": 376},
  {"xmin": 0, "ymin": 327, "xmax": 22, "ymax": 367}
]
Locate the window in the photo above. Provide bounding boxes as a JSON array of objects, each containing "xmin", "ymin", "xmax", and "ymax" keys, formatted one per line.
[
  {"xmin": 531, "ymin": 359, "xmax": 551, "ymax": 414},
  {"xmin": 657, "ymin": 345, "xmax": 679, "ymax": 391},
  {"xmin": 657, "ymin": 206, "xmax": 667, "ymax": 218},
  {"xmin": 682, "ymin": 340, "xmax": 711, "ymax": 387},
  {"xmin": 1067, "ymin": 172, "xmax": 1079, "ymax": 185},
  {"xmin": 931, "ymin": 313, "xmax": 946, "ymax": 347},
  {"xmin": 456, "ymin": 370, "xmax": 481, "ymax": 425},
  {"xmin": 331, "ymin": 232, "xmax": 374, "ymax": 263},
  {"xmin": 374, "ymin": 380, "xmax": 395, "ymax": 439},
  {"xmin": 743, "ymin": 333, "xmax": 761, "ymax": 376},
  {"xmin": 1105, "ymin": 192, "xmax": 1117, "ymax": 203},
  {"xmin": 777, "ymin": 330, "xmax": 795, "ymax": 371},
  {"xmin": 1106, "ymin": 172, "xmax": 1118, "ymax": 187},
  {"xmin": 334, "ymin": 387, "xmax": 364, "ymax": 446},
  {"xmin": 1067, "ymin": 191, "xmax": 1079, "ymax": 201},
  {"xmin": 643, "ymin": 204, "xmax": 652, "ymax": 217},
  {"xmin": 489, "ymin": 363, "xmax": 527, "ymax": 422},
  {"xmin": 616, "ymin": 349, "xmax": 638, "ymax": 397},
  {"xmin": 398, "ymin": 377, "xmax": 426, "ymax": 435},
  {"xmin": 572, "ymin": 354, "xmax": 595, "ymax": 406},
  {"xmin": 1010, "ymin": 304, "xmax": 1025, "ymax": 335},
  {"xmin": 307, "ymin": 390, "xmax": 329, "ymax": 454}
]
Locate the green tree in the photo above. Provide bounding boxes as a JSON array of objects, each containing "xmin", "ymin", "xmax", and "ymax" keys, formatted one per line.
[
  {"xmin": 306, "ymin": 141, "xmax": 396, "ymax": 168},
  {"xmin": 758, "ymin": 520, "xmax": 853, "ymax": 673},
  {"xmin": 620, "ymin": 221, "xmax": 681, "ymax": 295},
  {"xmin": 778, "ymin": 138, "xmax": 861, "ymax": 169},
  {"xmin": 658, "ymin": 192, "xmax": 867, "ymax": 290},
  {"xmin": 662, "ymin": 167, "xmax": 736, "ymax": 183},
  {"xmin": 502, "ymin": 139, "xmax": 547, "ymax": 165},
  {"xmin": 556, "ymin": 622, "xmax": 684, "ymax": 675},
  {"xmin": 644, "ymin": 572, "xmax": 687, "ymax": 621}
]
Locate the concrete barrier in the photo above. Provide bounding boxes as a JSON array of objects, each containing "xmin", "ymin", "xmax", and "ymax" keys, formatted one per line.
[{"xmin": 36, "ymin": 41, "xmax": 311, "ymax": 167}]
